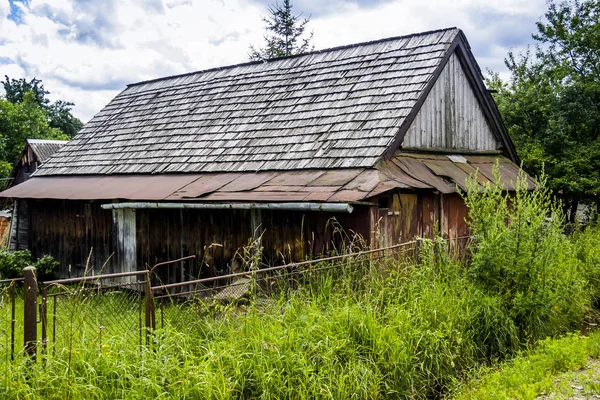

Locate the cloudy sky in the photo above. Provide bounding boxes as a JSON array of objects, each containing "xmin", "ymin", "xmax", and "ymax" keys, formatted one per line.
[{"xmin": 0, "ymin": 0, "xmax": 546, "ymax": 123}]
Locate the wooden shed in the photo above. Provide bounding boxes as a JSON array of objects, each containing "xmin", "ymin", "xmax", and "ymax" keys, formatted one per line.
[
  {"xmin": 0, "ymin": 28, "xmax": 531, "ymax": 281},
  {"xmin": 8, "ymin": 139, "xmax": 69, "ymax": 188}
]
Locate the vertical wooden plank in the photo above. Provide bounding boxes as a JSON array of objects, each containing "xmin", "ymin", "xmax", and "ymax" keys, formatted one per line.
[
  {"xmin": 113, "ymin": 208, "xmax": 136, "ymax": 282},
  {"xmin": 368, "ymin": 205, "xmax": 378, "ymax": 249}
]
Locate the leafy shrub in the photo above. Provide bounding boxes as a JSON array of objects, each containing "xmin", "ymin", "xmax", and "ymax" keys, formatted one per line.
[
  {"xmin": 35, "ymin": 254, "xmax": 59, "ymax": 281},
  {"xmin": 454, "ymin": 333, "xmax": 600, "ymax": 400},
  {"xmin": 571, "ymin": 225, "xmax": 600, "ymax": 305},
  {"xmin": 0, "ymin": 249, "xmax": 59, "ymax": 280},
  {"xmin": 462, "ymin": 168, "xmax": 589, "ymax": 341},
  {"xmin": 0, "ymin": 248, "xmax": 33, "ymax": 279}
]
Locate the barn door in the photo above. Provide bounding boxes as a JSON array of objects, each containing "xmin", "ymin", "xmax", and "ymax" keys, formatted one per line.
[{"xmin": 375, "ymin": 192, "xmax": 419, "ymax": 248}]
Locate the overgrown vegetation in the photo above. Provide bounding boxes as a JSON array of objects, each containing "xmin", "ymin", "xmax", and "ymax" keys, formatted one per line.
[
  {"xmin": 454, "ymin": 332, "xmax": 600, "ymax": 399},
  {"xmin": 0, "ymin": 249, "xmax": 59, "ymax": 281},
  {"xmin": 2, "ymin": 170, "xmax": 600, "ymax": 398}
]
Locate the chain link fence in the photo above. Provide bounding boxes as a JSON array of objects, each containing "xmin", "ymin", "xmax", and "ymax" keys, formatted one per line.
[
  {"xmin": 5, "ymin": 237, "xmax": 472, "ymax": 359},
  {"xmin": 151, "ymin": 239, "xmax": 428, "ymax": 333},
  {"xmin": 40, "ymin": 271, "xmax": 151, "ymax": 355},
  {"xmin": 0, "ymin": 279, "xmax": 20, "ymax": 362}
]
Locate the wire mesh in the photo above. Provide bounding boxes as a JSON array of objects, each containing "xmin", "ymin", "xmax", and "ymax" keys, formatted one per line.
[
  {"xmin": 0, "ymin": 280, "xmax": 19, "ymax": 362},
  {"xmin": 152, "ymin": 241, "xmax": 422, "ymax": 333},
  {"xmin": 43, "ymin": 277, "xmax": 148, "ymax": 354}
]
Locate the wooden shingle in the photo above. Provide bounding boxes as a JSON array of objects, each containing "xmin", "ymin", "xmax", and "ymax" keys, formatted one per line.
[{"xmin": 37, "ymin": 28, "xmax": 461, "ymax": 176}]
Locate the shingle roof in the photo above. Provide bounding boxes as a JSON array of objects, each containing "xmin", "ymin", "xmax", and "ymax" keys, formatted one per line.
[
  {"xmin": 36, "ymin": 28, "xmax": 461, "ymax": 176},
  {"xmin": 27, "ymin": 139, "xmax": 69, "ymax": 162}
]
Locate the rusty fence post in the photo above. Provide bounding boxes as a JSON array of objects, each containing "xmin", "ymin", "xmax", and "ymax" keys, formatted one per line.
[
  {"xmin": 40, "ymin": 286, "xmax": 47, "ymax": 356},
  {"xmin": 145, "ymin": 271, "xmax": 155, "ymax": 345},
  {"xmin": 10, "ymin": 281, "xmax": 16, "ymax": 361},
  {"xmin": 23, "ymin": 266, "xmax": 37, "ymax": 360}
]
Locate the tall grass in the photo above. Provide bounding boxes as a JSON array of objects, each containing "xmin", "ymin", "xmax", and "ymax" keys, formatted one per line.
[{"xmin": 1, "ymin": 166, "xmax": 600, "ymax": 398}]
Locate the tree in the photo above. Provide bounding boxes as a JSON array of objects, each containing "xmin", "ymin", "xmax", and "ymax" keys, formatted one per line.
[
  {"xmin": 249, "ymin": 0, "xmax": 313, "ymax": 61},
  {"xmin": 2, "ymin": 76, "xmax": 49, "ymax": 106},
  {"xmin": 0, "ymin": 92, "xmax": 68, "ymax": 170},
  {"xmin": 2, "ymin": 76, "xmax": 83, "ymax": 138},
  {"xmin": 490, "ymin": 0, "xmax": 600, "ymax": 222},
  {"xmin": 0, "ymin": 77, "xmax": 76, "ymax": 178}
]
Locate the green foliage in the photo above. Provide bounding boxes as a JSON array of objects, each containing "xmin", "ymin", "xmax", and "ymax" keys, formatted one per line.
[
  {"xmin": 0, "ymin": 92, "xmax": 68, "ymax": 169},
  {"xmin": 454, "ymin": 332, "xmax": 600, "ymax": 400},
  {"xmin": 0, "ymin": 249, "xmax": 33, "ymax": 279},
  {"xmin": 0, "ymin": 76, "xmax": 82, "ymax": 178},
  {"xmin": 571, "ymin": 224, "xmax": 600, "ymax": 303},
  {"xmin": 491, "ymin": 0, "xmax": 600, "ymax": 220},
  {"xmin": 0, "ymin": 249, "xmax": 58, "ymax": 280},
  {"xmin": 35, "ymin": 255, "xmax": 59, "ymax": 281},
  {"xmin": 463, "ymin": 168, "xmax": 589, "ymax": 341},
  {"xmin": 2, "ymin": 76, "xmax": 49, "ymax": 106},
  {"xmin": 0, "ymin": 242, "xmax": 522, "ymax": 399},
  {"xmin": 249, "ymin": 0, "xmax": 314, "ymax": 61},
  {"xmin": 2, "ymin": 76, "xmax": 83, "ymax": 138}
]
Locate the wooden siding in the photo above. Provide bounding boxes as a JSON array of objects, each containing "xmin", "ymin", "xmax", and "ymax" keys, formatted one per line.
[
  {"xmin": 25, "ymin": 195, "xmax": 469, "ymax": 282},
  {"xmin": 25, "ymin": 200, "xmax": 372, "ymax": 282},
  {"xmin": 402, "ymin": 53, "xmax": 499, "ymax": 152},
  {"xmin": 28, "ymin": 200, "xmax": 114, "ymax": 277},
  {"xmin": 372, "ymin": 191, "xmax": 469, "ymax": 248}
]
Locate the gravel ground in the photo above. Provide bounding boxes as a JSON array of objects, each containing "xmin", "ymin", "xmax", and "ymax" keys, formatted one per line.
[{"xmin": 536, "ymin": 359, "xmax": 600, "ymax": 400}]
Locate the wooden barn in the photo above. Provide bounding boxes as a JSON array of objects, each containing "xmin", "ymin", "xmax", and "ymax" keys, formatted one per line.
[
  {"xmin": 0, "ymin": 28, "xmax": 531, "ymax": 282},
  {"xmin": 7, "ymin": 139, "xmax": 69, "ymax": 188}
]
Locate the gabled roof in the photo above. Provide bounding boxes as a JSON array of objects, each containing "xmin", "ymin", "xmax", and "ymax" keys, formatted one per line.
[
  {"xmin": 35, "ymin": 27, "xmax": 517, "ymax": 177},
  {"xmin": 26, "ymin": 139, "xmax": 69, "ymax": 162}
]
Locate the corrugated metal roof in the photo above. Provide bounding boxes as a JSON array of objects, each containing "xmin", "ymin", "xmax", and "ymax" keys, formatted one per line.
[
  {"xmin": 36, "ymin": 28, "xmax": 461, "ymax": 176},
  {"xmin": 2, "ymin": 152, "xmax": 533, "ymax": 201}
]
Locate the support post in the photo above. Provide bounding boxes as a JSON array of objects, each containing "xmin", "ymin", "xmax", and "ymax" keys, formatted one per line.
[
  {"xmin": 23, "ymin": 266, "xmax": 37, "ymax": 360},
  {"xmin": 145, "ymin": 271, "xmax": 155, "ymax": 345},
  {"xmin": 414, "ymin": 237, "xmax": 423, "ymax": 265},
  {"xmin": 10, "ymin": 282, "xmax": 16, "ymax": 360},
  {"xmin": 40, "ymin": 286, "xmax": 47, "ymax": 355},
  {"xmin": 113, "ymin": 208, "xmax": 137, "ymax": 283}
]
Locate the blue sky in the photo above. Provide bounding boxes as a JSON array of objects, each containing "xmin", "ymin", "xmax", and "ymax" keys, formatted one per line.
[{"xmin": 0, "ymin": 0, "xmax": 546, "ymax": 122}]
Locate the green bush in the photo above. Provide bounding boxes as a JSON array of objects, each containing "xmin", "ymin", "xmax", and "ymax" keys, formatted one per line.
[
  {"xmin": 35, "ymin": 254, "xmax": 59, "ymax": 281},
  {"xmin": 0, "ymin": 249, "xmax": 33, "ymax": 279},
  {"xmin": 572, "ymin": 225, "xmax": 600, "ymax": 304},
  {"xmin": 463, "ymin": 168, "xmax": 589, "ymax": 341},
  {"xmin": 0, "ymin": 249, "xmax": 59, "ymax": 280}
]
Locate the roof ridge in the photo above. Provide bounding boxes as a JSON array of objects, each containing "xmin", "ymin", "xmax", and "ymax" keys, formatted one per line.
[
  {"xmin": 127, "ymin": 27, "xmax": 459, "ymax": 88},
  {"xmin": 27, "ymin": 139, "xmax": 70, "ymax": 144}
]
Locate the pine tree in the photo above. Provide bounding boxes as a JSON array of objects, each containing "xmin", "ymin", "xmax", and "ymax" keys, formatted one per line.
[{"xmin": 249, "ymin": 0, "xmax": 313, "ymax": 61}]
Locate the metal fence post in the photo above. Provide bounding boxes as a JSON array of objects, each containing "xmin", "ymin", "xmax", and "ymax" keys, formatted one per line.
[
  {"xmin": 10, "ymin": 281, "xmax": 16, "ymax": 360},
  {"xmin": 40, "ymin": 285, "xmax": 47, "ymax": 355},
  {"xmin": 145, "ymin": 271, "xmax": 155, "ymax": 344},
  {"xmin": 23, "ymin": 266, "xmax": 37, "ymax": 360}
]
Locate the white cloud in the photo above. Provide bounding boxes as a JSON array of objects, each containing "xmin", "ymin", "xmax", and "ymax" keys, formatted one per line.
[
  {"xmin": 0, "ymin": 0, "xmax": 546, "ymax": 122},
  {"xmin": 0, "ymin": 0, "xmax": 9, "ymax": 20}
]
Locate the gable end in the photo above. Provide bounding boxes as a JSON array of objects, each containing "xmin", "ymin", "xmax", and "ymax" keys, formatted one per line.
[
  {"xmin": 401, "ymin": 52, "xmax": 499, "ymax": 152},
  {"xmin": 382, "ymin": 32, "xmax": 519, "ymax": 163}
]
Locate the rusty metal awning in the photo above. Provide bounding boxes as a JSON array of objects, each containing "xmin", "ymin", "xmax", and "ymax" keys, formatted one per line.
[{"xmin": 0, "ymin": 152, "xmax": 534, "ymax": 201}]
